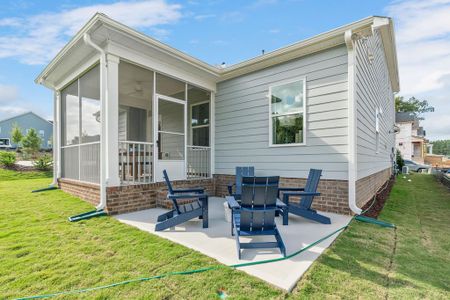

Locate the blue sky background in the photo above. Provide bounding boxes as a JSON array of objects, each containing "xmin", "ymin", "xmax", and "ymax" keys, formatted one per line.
[{"xmin": 0, "ymin": 0, "xmax": 449, "ymax": 140}]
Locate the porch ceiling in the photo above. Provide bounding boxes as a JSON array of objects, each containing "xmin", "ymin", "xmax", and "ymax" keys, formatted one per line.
[{"xmin": 115, "ymin": 197, "xmax": 351, "ymax": 291}]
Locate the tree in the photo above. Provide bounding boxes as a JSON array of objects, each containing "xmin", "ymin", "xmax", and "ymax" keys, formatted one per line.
[
  {"xmin": 10, "ymin": 123, "xmax": 23, "ymax": 150},
  {"xmin": 432, "ymin": 140, "xmax": 450, "ymax": 156},
  {"xmin": 21, "ymin": 128, "xmax": 42, "ymax": 158},
  {"xmin": 395, "ymin": 96, "xmax": 434, "ymax": 119}
]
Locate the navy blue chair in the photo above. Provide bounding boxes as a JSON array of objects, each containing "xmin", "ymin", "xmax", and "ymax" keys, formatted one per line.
[
  {"xmin": 226, "ymin": 176, "xmax": 286, "ymax": 259},
  {"xmin": 227, "ymin": 166, "xmax": 255, "ymax": 200},
  {"xmin": 278, "ymin": 169, "xmax": 331, "ymax": 224},
  {"xmin": 155, "ymin": 170, "xmax": 208, "ymax": 231}
]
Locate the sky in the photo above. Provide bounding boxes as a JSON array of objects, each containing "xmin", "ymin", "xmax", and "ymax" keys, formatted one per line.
[{"xmin": 0, "ymin": 0, "xmax": 449, "ymax": 140}]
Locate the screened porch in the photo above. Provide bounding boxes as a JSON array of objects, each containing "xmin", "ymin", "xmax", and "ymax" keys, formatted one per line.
[{"xmin": 59, "ymin": 60, "xmax": 212, "ymax": 186}]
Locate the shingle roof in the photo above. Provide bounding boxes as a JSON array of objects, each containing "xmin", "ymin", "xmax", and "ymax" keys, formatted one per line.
[{"xmin": 395, "ymin": 112, "xmax": 417, "ymax": 123}]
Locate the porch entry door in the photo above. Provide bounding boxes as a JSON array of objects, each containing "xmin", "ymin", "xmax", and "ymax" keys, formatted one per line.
[{"xmin": 154, "ymin": 95, "xmax": 187, "ymax": 182}]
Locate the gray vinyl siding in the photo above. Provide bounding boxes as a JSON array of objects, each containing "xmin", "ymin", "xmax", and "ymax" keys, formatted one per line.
[
  {"xmin": 355, "ymin": 30, "xmax": 395, "ymax": 180},
  {"xmin": 215, "ymin": 45, "xmax": 349, "ymax": 180},
  {"xmin": 0, "ymin": 112, "xmax": 53, "ymax": 149}
]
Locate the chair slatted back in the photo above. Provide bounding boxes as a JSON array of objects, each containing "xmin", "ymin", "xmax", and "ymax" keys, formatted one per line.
[
  {"xmin": 240, "ymin": 176, "xmax": 279, "ymax": 232},
  {"xmin": 163, "ymin": 170, "xmax": 181, "ymax": 214},
  {"xmin": 235, "ymin": 166, "xmax": 254, "ymax": 195},
  {"xmin": 301, "ymin": 169, "xmax": 322, "ymax": 208}
]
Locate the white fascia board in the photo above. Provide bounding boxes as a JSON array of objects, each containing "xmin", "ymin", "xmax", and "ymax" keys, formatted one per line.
[
  {"xmin": 373, "ymin": 17, "xmax": 400, "ymax": 92},
  {"xmin": 35, "ymin": 13, "xmax": 103, "ymax": 87},
  {"xmin": 219, "ymin": 16, "xmax": 376, "ymax": 80},
  {"xmin": 54, "ymin": 53, "xmax": 101, "ymax": 91}
]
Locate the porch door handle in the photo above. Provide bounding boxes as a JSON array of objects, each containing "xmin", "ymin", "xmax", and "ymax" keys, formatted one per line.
[{"xmin": 156, "ymin": 139, "xmax": 160, "ymax": 148}]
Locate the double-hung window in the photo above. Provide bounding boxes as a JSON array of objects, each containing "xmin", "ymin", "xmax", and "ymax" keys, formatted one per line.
[{"xmin": 269, "ymin": 78, "xmax": 306, "ymax": 146}]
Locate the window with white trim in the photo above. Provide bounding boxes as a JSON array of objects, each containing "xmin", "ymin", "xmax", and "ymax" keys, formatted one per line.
[{"xmin": 270, "ymin": 78, "xmax": 306, "ymax": 145}]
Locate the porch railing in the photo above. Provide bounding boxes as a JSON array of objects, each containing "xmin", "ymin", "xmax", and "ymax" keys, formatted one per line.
[
  {"xmin": 187, "ymin": 145, "xmax": 211, "ymax": 179},
  {"xmin": 119, "ymin": 141, "xmax": 153, "ymax": 185}
]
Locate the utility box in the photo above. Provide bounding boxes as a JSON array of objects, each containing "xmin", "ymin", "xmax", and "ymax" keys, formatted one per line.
[{"xmin": 402, "ymin": 166, "xmax": 409, "ymax": 174}]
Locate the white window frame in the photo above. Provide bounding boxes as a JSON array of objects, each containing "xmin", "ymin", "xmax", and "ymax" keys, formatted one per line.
[
  {"xmin": 268, "ymin": 77, "xmax": 307, "ymax": 147},
  {"xmin": 190, "ymin": 101, "xmax": 210, "ymax": 147}
]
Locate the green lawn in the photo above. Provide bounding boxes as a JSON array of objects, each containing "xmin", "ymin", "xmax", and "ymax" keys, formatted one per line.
[
  {"xmin": 1, "ymin": 170, "xmax": 449, "ymax": 299},
  {"xmin": 292, "ymin": 174, "xmax": 450, "ymax": 299}
]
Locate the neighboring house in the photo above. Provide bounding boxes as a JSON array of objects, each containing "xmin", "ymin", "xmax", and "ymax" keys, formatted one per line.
[
  {"xmin": 35, "ymin": 14, "xmax": 399, "ymax": 216},
  {"xmin": 0, "ymin": 111, "xmax": 53, "ymax": 150},
  {"xmin": 395, "ymin": 112, "xmax": 427, "ymax": 163}
]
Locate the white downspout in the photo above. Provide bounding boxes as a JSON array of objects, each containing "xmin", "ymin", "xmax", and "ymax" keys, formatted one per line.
[
  {"xmin": 83, "ymin": 33, "xmax": 107, "ymax": 211},
  {"xmin": 345, "ymin": 29, "xmax": 362, "ymax": 215}
]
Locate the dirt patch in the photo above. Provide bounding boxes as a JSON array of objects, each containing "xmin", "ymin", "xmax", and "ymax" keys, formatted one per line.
[{"xmin": 361, "ymin": 175, "xmax": 395, "ymax": 218}]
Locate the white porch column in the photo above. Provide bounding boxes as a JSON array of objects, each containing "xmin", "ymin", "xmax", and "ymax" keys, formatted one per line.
[{"xmin": 105, "ymin": 54, "xmax": 120, "ymax": 187}]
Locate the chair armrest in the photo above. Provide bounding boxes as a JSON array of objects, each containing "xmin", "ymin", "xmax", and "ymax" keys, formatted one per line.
[
  {"xmin": 276, "ymin": 199, "xmax": 287, "ymax": 208},
  {"xmin": 278, "ymin": 187, "xmax": 305, "ymax": 192},
  {"xmin": 226, "ymin": 196, "xmax": 240, "ymax": 210},
  {"xmin": 283, "ymin": 191, "xmax": 321, "ymax": 197},
  {"xmin": 168, "ymin": 193, "xmax": 207, "ymax": 200},
  {"xmin": 277, "ymin": 187, "xmax": 305, "ymax": 197},
  {"xmin": 172, "ymin": 187, "xmax": 204, "ymax": 194},
  {"xmin": 227, "ymin": 183, "xmax": 235, "ymax": 195}
]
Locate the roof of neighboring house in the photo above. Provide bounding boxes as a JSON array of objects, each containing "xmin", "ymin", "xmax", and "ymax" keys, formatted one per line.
[
  {"xmin": 0, "ymin": 111, "xmax": 53, "ymax": 125},
  {"xmin": 36, "ymin": 13, "xmax": 399, "ymax": 92},
  {"xmin": 396, "ymin": 112, "xmax": 418, "ymax": 123}
]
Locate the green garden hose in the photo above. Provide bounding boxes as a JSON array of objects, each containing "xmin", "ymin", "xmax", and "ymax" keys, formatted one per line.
[{"xmin": 15, "ymin": 216, "xmax": 395, "ymax": 300}]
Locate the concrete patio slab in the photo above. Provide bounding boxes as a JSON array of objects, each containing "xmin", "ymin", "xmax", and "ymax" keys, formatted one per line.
[{"xmin": 115, "ymin": 197, "xmax": 352, "ymax": 291}]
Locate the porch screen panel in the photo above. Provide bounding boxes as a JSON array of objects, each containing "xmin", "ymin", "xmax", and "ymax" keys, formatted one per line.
[
  {"xmin": 60, "ymin": 64, "xmax": 100, "ymax": 184},
  {"xmin": 61, "ymin": 81, "xmax": 79, "ymax": 146},
  {"xmin": 61, "ymin": 146, "xmax": 79, "ymax": 180},
  {"xmin": 80, "ymin": 142, "xmax": 100, "ymax": 183},
  {"xmin": 80, "ymin": 65, "xmax": 101, "ymax": 143}
]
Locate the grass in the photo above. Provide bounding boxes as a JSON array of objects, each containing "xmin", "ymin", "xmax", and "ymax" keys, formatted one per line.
[
  {"xmin": 0, "ymin": 170, "xmax": 282, "ymax": 299},
  {"xmin": 291, "ymin": 173, "xmax": 450, "ymax": 299},
  {"xmin": 1, "ymin": 170, "xmax": 449, "ymax": 299},
  {"xmin": 0, "ymin": 167, "xmax": 52, "ymax": 181}
]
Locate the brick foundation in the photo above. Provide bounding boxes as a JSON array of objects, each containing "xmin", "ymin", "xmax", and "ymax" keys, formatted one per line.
[
  {"xmin": 57, "ymin": 169, "xmax": 391, "ymax": 216},
  {"xmin": 58, "ymin": 178, "xmax": 100, "ymax": 206},
  {"xmin": 106, "ymin": 178, "xmax": 214, "ymax": 215},
  {"xmin": 356, "ymin": 168, "xmax": 392, "ymax": 208},
  {"xmin": 214, "ymin": 174, "xmax": 351, "ymax": 215}
]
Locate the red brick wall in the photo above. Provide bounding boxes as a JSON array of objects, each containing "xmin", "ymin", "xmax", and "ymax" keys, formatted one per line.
[
  {"xmin": 106, "ymin": 178, "xmax": 214, "ymax": 215},
  {"xmin": 214, "ymin": 174, "xmax": 351, "ymax": 215},
  {"xmin": 58, "ymin": 178, "xmax": 100, "ymax": 207},
  {"xmin": 356, "ymin": 168, "xmax": 391, "ymax": 208}
]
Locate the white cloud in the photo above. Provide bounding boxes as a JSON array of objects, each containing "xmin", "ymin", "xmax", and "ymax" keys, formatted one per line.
[
  {"xmin": 194, "ymin": 14, "xmax": 216, "ymax": 21},
  {"xmin": 0, "ymin": 0, "xmax": 182, "ymax": 65},
  {"xmin": 386, "ymin": 0, "xmax": 450, "ymax": 140},
  {"xmin": 0, "ymin": 84, "xmax": 19, "ymax": 103}
]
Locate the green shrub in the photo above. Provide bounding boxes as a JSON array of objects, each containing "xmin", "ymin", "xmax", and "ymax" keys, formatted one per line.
[
  {"xmin": 22, "ymin": 128, "xmax": 42, "ymax": 158},
  {"xmin": 0, "ymin": 151, "xmax": 16, "ymax": 168},
  {"xmin": 33, "ymin": 154, "xmax": 53, "ymax": 171},
  {"xmin": 396, "ymin": 149, "xmax": 405, "ymax": 171}
]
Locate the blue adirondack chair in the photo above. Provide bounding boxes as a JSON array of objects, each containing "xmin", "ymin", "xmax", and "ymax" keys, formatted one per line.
[
  {"xmin": 278, "ymin": 169, "xmax": 331, "ymax": 224},
  {"xmin": 226, "ymin": 176, "xmax": 286, "ymax": 259},
  {"xmin": 227, "ymin": 166, "xmax": 255, "ymax": 199},
  {"xmin": 155, "ymin": 170, "xmax": 209, "ymax": 231}
]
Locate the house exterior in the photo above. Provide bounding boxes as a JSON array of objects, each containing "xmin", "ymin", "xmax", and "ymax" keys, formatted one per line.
[
  {"xmin": 0, "ymin": 111, "xmax": 53, "ymax": 150},
  {"xmin": 36, "ymin": 13, "xmax": 399, "ymax": 216},
  {"xmin": 395, "ymin": 112, "xmax": 427, "ymax": 163}
]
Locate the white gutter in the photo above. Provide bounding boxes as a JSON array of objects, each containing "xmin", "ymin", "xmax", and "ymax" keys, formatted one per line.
[
  {"xmin": 345, "ymin": 29, "xmax": 362, "ymax": 215},
  {"xmin": 83, "ymin": 33, "xmax": 107, "ymax": 211}
]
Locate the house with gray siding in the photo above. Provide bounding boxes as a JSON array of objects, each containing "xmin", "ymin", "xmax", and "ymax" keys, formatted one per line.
[
  {"xmin": 0, "ymin": 111, "xmax": 53, "ymax": 150},
  {"xmin": 35, "ymin": 13, "xmax": 399, "ymax": 216}
]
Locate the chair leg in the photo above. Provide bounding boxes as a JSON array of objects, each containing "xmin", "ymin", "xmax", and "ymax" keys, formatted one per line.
[
  {"xmin": 201, "ymin": 196, "xmax": 208, "ymax": 228},
  {"xmin": 274, "ymin": 227, "xmax": 286, "ymax": 257},
  {"xmin": 282, "ymin": 207, "xmax": 289, "ymax": 226}
]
